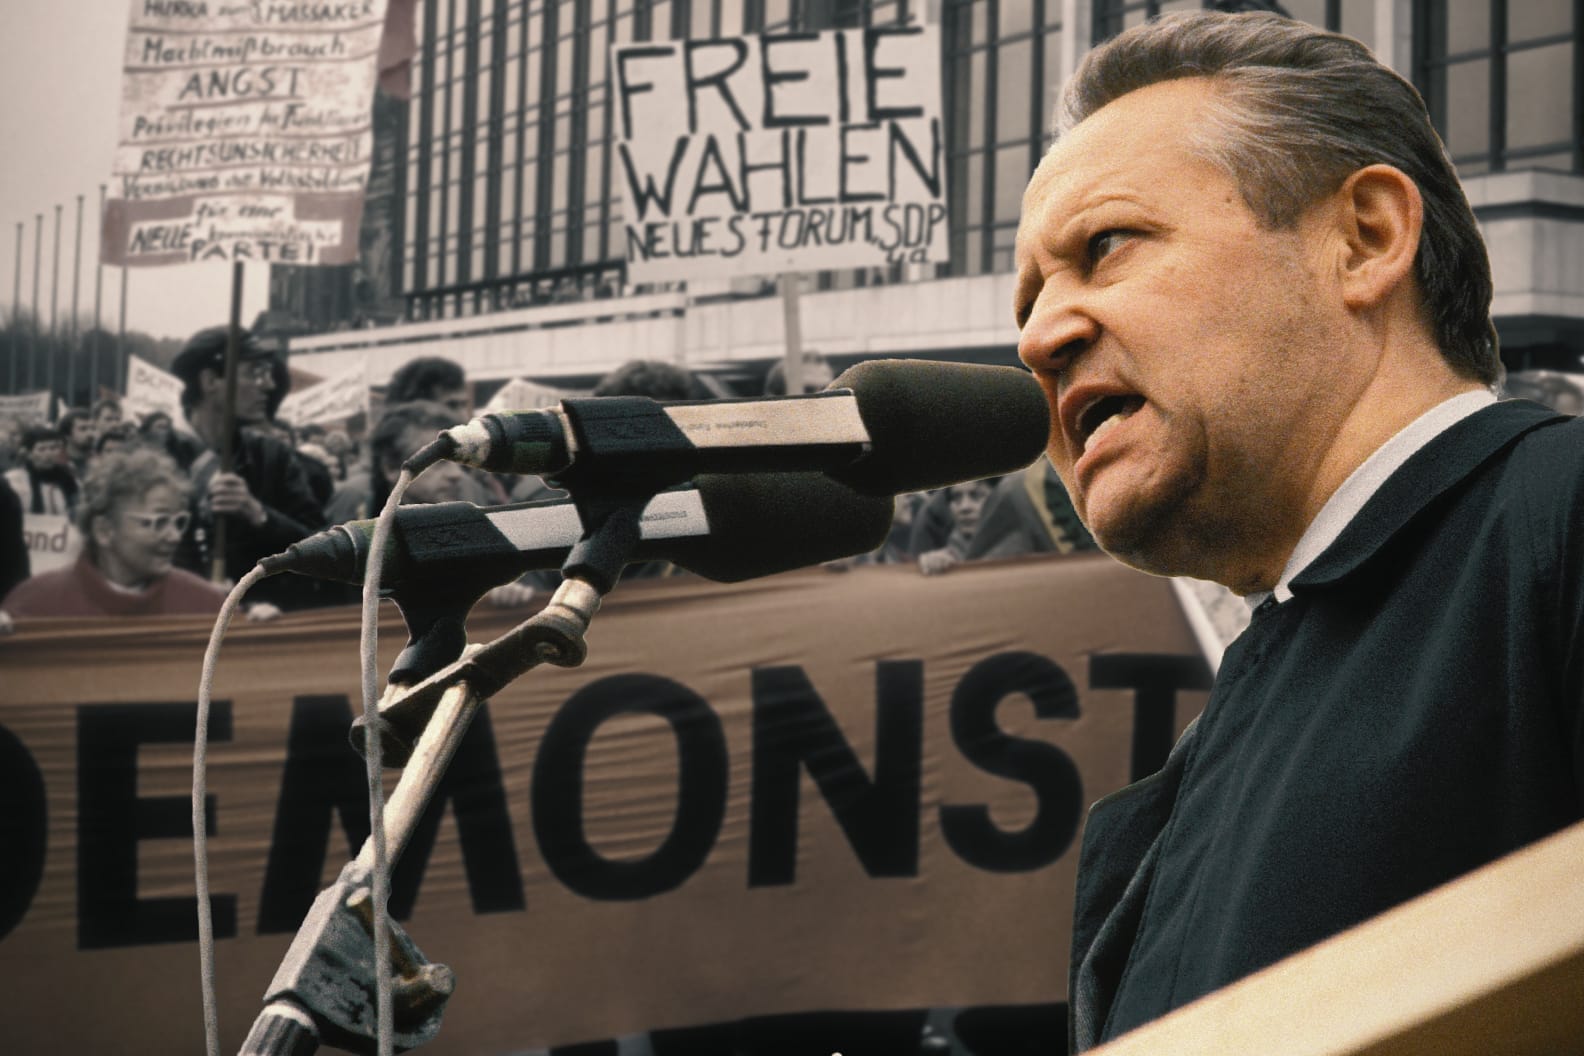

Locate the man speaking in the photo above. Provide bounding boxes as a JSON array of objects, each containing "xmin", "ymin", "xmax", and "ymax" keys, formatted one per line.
[{"xmin": 1012, "ymin": 11, "xmax": 1583, "ymax": 1050}]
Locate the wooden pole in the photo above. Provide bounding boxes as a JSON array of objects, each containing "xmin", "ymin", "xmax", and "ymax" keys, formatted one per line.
[
  {"xmin": 211, "ymin": 260, "xmax": 245, "ymax": 583},
  {"xmin": 779, "ymin": 271, "xmax": 803, "ymax": 394}
]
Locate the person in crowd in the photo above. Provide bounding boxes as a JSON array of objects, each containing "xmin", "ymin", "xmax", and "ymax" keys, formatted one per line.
[
  {"xmin": 592, "ymin": 358, "xmax": 717, "ymax": 402},
  {"xmin": 915, "ymin": 476, "xmax": 997, "ymax": 576},
  {"xmin": 259, "ymin": 416, "xmax": 336, "ymax": 509},
  {"xmin": 139, "ymin": 409, "xmax": 176, "ymax": 455},
  {"xmin": 341, "ymin": 399, "xmax": 538, "ymax": 608},
  {"xmin": 0, "ymin": 449, "xmax": 231, "ymax": 619},
  {"xmin": 167, "ymin": 325, "xmax": 328, "ymax": 610},
  {"xmin": 761, "ymin": 350, "xmax": 836, "ymax": 395},
  {"xmin": 387, "ymin": 355, "xmax": 473, "ymax": 418},
  {"xmin": 375, "ymin": 356, "xmax": 508, "ymax": 504},
  {"xmin": 0, "ymin": 414, "xmax": 23, "ymax": 472},
  {"xmin": 4, "ymin": 424, "xmax": 78, "ymax": 517},
  {"xmin": 0, "ymin": 467, "xmax": 28, "ymax": 609},
  {"xmin": 1013, "ymin": 12, "xmax": 1581, "ymax": 1049},
  {"xmin": 962, "ymin": 460, "xmax": 1098, "ymax": 561},
  {"xmin": 92, "ymin": 424, "xmax": 136, "ymax": 461},
  {"xmin": 91, "ymin": 395, "xmax": 124, "ymax": 439},
  {"xmin": 321, "ymin": 426, "xmax": 355, "ymax": 481},
  {"xmin": 58, "ymin": 406, "xmax": 97, "ymax": 477}
]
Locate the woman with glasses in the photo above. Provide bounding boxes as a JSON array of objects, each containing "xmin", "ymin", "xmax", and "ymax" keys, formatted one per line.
[{"xmin": 0, "ymin": 449, "xmax": 231, "ymax": 619}]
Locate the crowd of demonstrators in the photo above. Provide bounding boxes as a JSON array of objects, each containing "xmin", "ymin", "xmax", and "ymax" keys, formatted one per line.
[{"xmin": 0, "ymin": 334, "xmax": 1103, "ymax": 629}]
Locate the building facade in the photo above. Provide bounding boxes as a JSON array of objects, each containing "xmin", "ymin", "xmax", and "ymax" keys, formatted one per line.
[{"xmin": 279, "ymin": 0, "xmax": 1584, "ymax": 398}]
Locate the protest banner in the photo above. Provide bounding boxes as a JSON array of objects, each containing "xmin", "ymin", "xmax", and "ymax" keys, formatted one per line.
[
  {"xmin": 18, "ymin": 513, "xmax": 82, "ymax": 577},
  {"xmin": 102, "ymin": 0, "xmax": 393, "ymax": 267},
  {"xmin": 482, "ymin": 376, "xmax": 575, "ymax": 413},
  {"xmin": 613, "ymin": 25, "xmax": 947, "ymax": 282},
  {"xmin": 276, "ymin": 362, "xmax": 369, "ymax": 427},
  {"xmin": 0, "ymin": 391, "xmax": 55, "ymax": 425},
  {"xmin": 0, "ymin": 555, "xmax": 1208, "ymax": 1052},
  {"xmin": 122, "ymin": 353, "xmax": 186, "ymax": 425}
]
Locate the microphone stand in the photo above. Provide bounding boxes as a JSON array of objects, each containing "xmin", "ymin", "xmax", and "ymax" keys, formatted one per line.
[{"xmin": 237, "ymin": 576, "xmax": 606, "ymax": 1056}]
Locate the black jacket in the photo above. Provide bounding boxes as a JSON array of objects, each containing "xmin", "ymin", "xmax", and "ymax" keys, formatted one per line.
[
  {"xmin": 1071, "ymin": 400, "xmax": 1584, "ymax": 1049},
  {"xmin": 171, "ymin": 427, "xmax": 329, "ymax": 609}
]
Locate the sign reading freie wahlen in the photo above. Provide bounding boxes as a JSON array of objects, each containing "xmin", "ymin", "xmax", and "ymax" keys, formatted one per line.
[
  {"xmin": 613, "ymin": 25, "xmax": 947, "ymax": 283},
  {"xmin": 102, "ymin": 0, "xmax": 391, "ymax": 267}
]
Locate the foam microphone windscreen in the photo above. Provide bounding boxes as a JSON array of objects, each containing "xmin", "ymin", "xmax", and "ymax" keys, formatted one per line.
[
  {"xmin": 668, "ymin": 471, "xmax": 895, "ymax": 581},
  {"xmin": 829, "ymin": 359, "xmax": 1052, "ymax": 495}
]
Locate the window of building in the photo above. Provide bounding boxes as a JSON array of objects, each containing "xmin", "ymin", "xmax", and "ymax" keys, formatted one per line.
[
  {"xmin": 943, "ymin": 0, "xmax": 1063, "ymax": 278},
  {"xmin": 1416, "ymin": 0, "xmax": 1580, "ymax": 177}
]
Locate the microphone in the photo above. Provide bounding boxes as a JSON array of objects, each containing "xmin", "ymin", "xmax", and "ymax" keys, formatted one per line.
[
  {"xmin": 441, "ymin": 359, "xmax": 1050, "ymax": 496},
  {"xmin": 263, "ymin": 471, "xmax": 895, "ymax": 593}
]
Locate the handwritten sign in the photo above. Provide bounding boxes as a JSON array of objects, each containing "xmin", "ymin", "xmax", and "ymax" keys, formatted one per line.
[
  {"xmin": 275, "ymin": 362, "xmax": 368, "ymax": 426},
  {"xmin": 482, "ymin": 376, "xmax": 575, "ymax": 413},
  {"xmin": 21, "ymin": 513, "xmax": 83, "ymax": 576},
  {"xmin": 123, "ymin": 353, "xmax": 186, "ymax": 425},
  {"xmin": 613, "ymin": 25, "xmax": 947, "ymax": 282},
  {"xmin": 0, "ymin": 392, "xmax": 54, "ymax": 426},
  {"xmin": 102, "ymin": 0, "xmax": 390, "ymax": 267}
]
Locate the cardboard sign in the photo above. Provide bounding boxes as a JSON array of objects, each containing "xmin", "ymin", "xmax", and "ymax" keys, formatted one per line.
[
  {"xmin": 482, "ymin": 377, "xmax": 576, "ymax": 413},
  {"xmin": 276, "ymin": 362, "xmax": 369, "ymax": 427},
  {"xmin": 102, "ymin": 0, "xmax": 391, "ymax": 267},
  {"xmin": 122, "ymin": 353, "xmax": 186, "ymax": 425},
  {"xmin": 0, "ymin": 391, "xmax": 55, "ymax": 425},
  {"xmin": 0, "ymin": 555, "xmax": 1208, "ymax": 1052},
  {"xmin": 19, "ymin": 513, "xmax": 82, "ymax": 576},
  {"xmin": 614, "ymin": 25, "xmax": 947, "ymax": 282}
]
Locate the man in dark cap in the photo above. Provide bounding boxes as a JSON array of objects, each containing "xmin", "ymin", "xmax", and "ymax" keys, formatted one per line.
[{"xmin": 167, "ymin": 325, "xmax": 327, "ymax": 609}]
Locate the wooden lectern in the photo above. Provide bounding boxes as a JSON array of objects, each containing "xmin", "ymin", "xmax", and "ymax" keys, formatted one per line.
[{"xmin": 1090, "ymin": 819, "xmax": 1584, "ymax": 1055}]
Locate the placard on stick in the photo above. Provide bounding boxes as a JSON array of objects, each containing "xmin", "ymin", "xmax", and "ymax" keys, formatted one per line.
[
  {"xmin": 102, "ymin": 1, "xmax": 391, "ymax": 268},
  {"xmin": 614, "ymin": 25, "xmax": 948, "ymax": 283}
]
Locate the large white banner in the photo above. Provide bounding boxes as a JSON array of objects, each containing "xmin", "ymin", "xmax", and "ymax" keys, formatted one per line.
[
  {"xmin": 614, "ymin": 25, "xmax": 947, "ymax": 282},
  {"xmin": 102, "ymin": 0, "xmax": 391, "ymax": 267}
]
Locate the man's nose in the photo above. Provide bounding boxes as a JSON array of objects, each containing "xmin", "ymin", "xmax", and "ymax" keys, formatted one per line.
[{"xmin": 1018, "ymin": 290, "xmax": 1099, "ymax": 381}]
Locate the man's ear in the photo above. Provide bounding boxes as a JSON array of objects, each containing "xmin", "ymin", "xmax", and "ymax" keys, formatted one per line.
[
  {"xmin": 1335, "ymin": 164, "xmax": 1423, "ymax": 312},
  {"xmin": 199, "ymin": 366, "xmax": 225, "ymax": 398}
]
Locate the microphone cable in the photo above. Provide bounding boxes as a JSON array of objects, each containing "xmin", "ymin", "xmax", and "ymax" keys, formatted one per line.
[
  {"xmin": 194, "ymin": 563, "xmax": 273, "ymax": 1056},
  {"xmin": 355, "ymin": 433, "xmax": 455, "ymax": 1056},
  {"xmin": 190, "ymin": 432, "xmax": 455, "ymax": 1056}
]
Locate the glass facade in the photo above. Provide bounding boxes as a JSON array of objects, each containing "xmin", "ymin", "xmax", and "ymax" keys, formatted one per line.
[
  {"xmin": 397, "ymin": 0, "xmax": 1582, "ymax": 321},
  {"xmin": 1416, "ymin": 0, "xmax": 1581, "ymax": 178}
]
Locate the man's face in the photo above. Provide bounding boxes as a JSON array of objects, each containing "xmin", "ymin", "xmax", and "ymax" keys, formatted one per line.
[
  {"xmin": 27, "ymin": 439, "xmax": 65, "ymax": 471},
  {"xmin": 69, "ymin": 418, "xmax": 95, "ymax": 450},
  {"xmin": 1014, "ymin": 78, "xmax": 1354, "ymax": 589},
  {"xmin": 431, "ymin": 386, "xmax": 473, "ymax": 420},
  {"xmin": 204, "ymin": 357, "xmax": 277, "ymax": 424},
  {"xmin": 95, "ymin": 405, "xmax": 122, "ymax": 434}
]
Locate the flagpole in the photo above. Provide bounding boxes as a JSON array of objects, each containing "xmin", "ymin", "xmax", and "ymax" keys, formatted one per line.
[
  {"xmin": 48, "ymin": 203, "xmax": 60, "ymax": 410},
  {"xmin": 92, "ymin": 185, "xmax": 105, "ymax": 401},
  {"xmin": 70, "ymin": 194, "xmax": 83, "ymax": 408},
  {"xmin": 30, "ymin": 213, "xmax": 41, "ymax": 398},
  {"xmin": 10, "ymin": 221, "xmax": 19, "ymax": 394}
]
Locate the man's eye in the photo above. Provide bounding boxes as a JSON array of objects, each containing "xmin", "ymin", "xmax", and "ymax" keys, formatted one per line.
[{"xmin": 1087, "ymin": 230, "xmax": 1132, "ymax": 267}]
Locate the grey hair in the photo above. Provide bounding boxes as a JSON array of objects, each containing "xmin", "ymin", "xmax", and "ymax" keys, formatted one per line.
[
  {"xmin": 76, "ymin": 449, "xmax": 192, "ymax": 561},
  {"xmin": 1059, "ymin": 11, "xmax": 1498, "ymax": 383}
]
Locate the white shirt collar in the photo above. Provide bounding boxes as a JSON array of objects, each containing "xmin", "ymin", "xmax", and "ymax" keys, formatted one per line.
[{"xmin": 1246, "ymin": 389, "xmax": 1497, "ymax": 611}]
